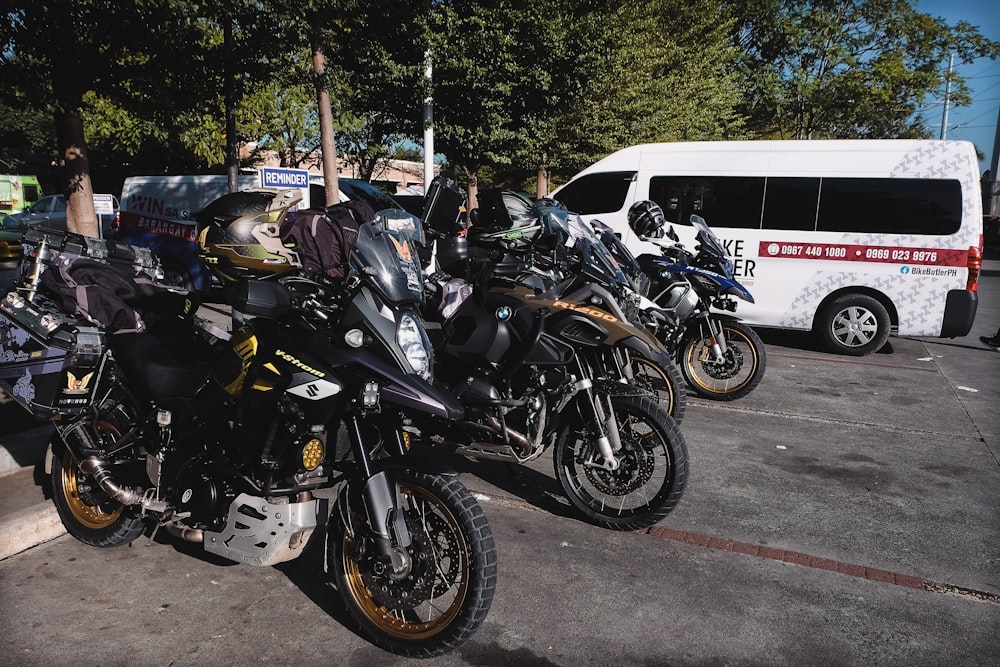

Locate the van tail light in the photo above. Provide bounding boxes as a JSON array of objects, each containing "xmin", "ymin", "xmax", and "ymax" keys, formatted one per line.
[{"xmin": 966, "ymin": 237, "xmax": 983, "ymax": 292}]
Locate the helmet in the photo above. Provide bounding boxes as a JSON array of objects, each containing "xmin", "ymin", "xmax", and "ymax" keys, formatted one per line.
[
  {"xmin": 197, "ymin": 189, "xmax": 302, "ymax": 280},
  {"xmin": 468, "ymin": 189, "xmax": 544, "ymax": 250},
  {"xmin": 627, "ymin": 200, "xmax": 666, "ymax": 238}
]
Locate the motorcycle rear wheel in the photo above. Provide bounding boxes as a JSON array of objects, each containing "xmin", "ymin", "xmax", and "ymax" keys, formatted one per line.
[
  {"xmin": 680, "ymin": 321, "xmax": 766, "ymax": 401},
  {"xmin": 554, "ymin": 394, "xmax": 688, "ymax": 531},
  {"xmin": 327, "ymin": 471, "xmax": 497, "ymax": 658},
  {"xmin": 50, "ymin": 412, "xmax": 146, "ymax": 548}
]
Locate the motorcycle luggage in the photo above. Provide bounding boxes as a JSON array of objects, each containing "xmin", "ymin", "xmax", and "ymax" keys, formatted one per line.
[
  {"xmin": 19, "ymin": 225, "xmax": 159, "ymax": 283},
  {"xmin": 422, "ymin": 176, "xmax": 465, "ymax": 234},
  {"xmin": 0, "ymin": 290, "xmax": 107, "ymax": 418}
]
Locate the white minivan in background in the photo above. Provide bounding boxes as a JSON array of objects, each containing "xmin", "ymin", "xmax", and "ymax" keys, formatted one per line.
[{"xmin": 552, "ymin": 140, "xmax": 984, "ymax": 355}]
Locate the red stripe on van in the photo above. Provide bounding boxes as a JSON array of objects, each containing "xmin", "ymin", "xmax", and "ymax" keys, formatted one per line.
[{"xmin": 758, "ymin": 241, "xmax": 966, "ymax": 267}]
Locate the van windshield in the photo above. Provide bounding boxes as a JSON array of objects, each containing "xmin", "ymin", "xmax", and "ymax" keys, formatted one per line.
[{"xmin": 554, "ymin": 171, "xmax": 636, "ymax": 215}]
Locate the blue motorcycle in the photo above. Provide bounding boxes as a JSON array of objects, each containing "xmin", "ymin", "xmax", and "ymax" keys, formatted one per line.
[{"xmin": 601, "ymin": 214, "xmax": 766, "ymax": 401}]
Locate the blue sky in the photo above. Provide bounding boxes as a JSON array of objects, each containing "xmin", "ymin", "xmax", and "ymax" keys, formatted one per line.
[{"xmin": 916, "ymin": 0, "xmax": 1000, "ymax": 176}]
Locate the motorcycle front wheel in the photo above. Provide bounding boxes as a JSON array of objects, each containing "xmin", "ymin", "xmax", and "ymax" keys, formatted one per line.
[
  {"xmin": 327, "ymin": 471, "xmax": 497, "ymax": 658},
  {"xmin": 679, "ymin": 321, "xmax": 766, "ymax": 400},
  {"xmin": 554, "ymin": 394, "xmax": 688, "ymax": 531}
]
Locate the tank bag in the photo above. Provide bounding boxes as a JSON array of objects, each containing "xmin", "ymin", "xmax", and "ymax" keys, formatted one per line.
[{"xmin": 280, "ymin": 200, "xmax": 375, "ymax": 278}]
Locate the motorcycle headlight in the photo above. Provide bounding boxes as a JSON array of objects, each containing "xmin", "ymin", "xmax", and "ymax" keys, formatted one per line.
[{"xmin": 396, "ymin": 312, "xmax": 433, "ymax": 380}]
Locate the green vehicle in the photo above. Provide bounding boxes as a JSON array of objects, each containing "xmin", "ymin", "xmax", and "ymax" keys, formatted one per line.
[{"xmin": 0, "ymin": 175, "xmax": 43, "ymax": 215}]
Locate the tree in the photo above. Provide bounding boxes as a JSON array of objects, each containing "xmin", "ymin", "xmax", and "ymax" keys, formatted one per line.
[
  {"xmin": 726, "ymin": 0, "xmax": 1000, "ymax": 139},
  {"xmin": 531, "ymin": 0, "xmax": 747, "ymax": 189},
  {"xmin": 422, "ymin": 0, "xmax": 586, "ymax": 213},
  {"xmin": 2, "ymin": 1, "xmax": 159, "ymax": 236}
]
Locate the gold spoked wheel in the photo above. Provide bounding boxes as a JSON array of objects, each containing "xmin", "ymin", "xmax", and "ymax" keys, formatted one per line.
[
  {"xmin": 328, "ymin": 471, "xmax": 496, "ymax": 658},
  {"xmin": 59, "ymin": 446, "xmax": 125, "ymax": 529},
  {"xmin": 51, "ymin": 411, "xmax": 147, "ymax": 548},
  {"xmin": 340, "ymin": 481, "xmax": 469, "ymax": 640},
  {"xmin": 680, "ymin": 322, "xmax": 766, "ymax": 401}
]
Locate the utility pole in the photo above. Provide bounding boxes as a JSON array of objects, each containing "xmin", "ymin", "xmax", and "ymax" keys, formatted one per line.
[
  {"xmin": 423, "ymin": 0, "xmax": 434, "ymax": 193},
  {"xmin": 423, "ymin": 50, "xmax": 434, "ymax": 193},
  {"xmin": 940, "ymin": 53, "xmax": 954, "ymax": 140},
  {"xmin": 988, "ymin": 102, "xmax": 1000, "ymax": 218},
  {"xmin": 991, "ymin": 102, "xmax": 999, "ymax": 180}
]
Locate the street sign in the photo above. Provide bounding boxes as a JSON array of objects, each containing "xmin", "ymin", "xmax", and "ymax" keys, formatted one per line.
[
  {"xmin": 92, "ymin": 194, "xmax": 115, "ymax": 215},
  {"xmin": 260, "ymin": 168, "xmax": 310, "ymax": 208}
]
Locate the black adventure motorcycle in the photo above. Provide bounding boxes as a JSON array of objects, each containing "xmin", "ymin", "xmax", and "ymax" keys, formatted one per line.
[
  {"xmin": 413, "ymin": 191, "xmax": 689, "ymax": 531},
  {"xmin": 0, "ymin": 208, "xmax": 497, "ymax": 657}
]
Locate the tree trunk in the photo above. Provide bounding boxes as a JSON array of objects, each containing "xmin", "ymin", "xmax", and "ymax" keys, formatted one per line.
[
  {"xmin": 536, "ymin": 165, "xmax": 549, "ymax": 199},
  {"xmin": 312, "ymin": 40, "xmax": 340, "ymax": 208},
  {"xmin": 464, "ymin": 165, "xmax": 478, "ymax": 226},
  {"xmin": 225, "ymin": 18, "xmax": 239, "ymax": 193},
  {"xmin": 55, "ymin": 110, "xmax": 98, "ymax": 238}
]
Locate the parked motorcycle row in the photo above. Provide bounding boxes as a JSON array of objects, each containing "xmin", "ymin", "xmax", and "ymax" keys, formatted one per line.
[{"xmin": 0, "ymin": 178, "xmax": 765, "ymax": 658}]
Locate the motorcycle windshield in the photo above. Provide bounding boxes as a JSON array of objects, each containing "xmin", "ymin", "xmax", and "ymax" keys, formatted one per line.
[
  {"xmin": 351, "ymin": 221, "xmax": 424, "ymax": 305},
  {"xmin": 567, "ymin": 212, "xmax": 631, "ymax": 287},
  {"xmin": 691, "ymin": 215, "xmax": 728, "ymax": 260}
]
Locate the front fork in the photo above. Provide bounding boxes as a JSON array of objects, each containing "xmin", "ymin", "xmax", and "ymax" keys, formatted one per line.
[
  {"xmin": 341, "ymin": 415, "xmax": 413, "ymax": 576},
  {"xmin": 572, "ymin": 357, "xmax": 622, "ymax": 472},
  {"xmin": 695, "ymin": 315, "xmax": 728, "ymax": 364}
]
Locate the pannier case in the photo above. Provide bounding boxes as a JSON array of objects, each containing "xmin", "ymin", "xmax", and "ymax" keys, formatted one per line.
[
  {"xmin": 0, "ymin": 291, "xmax": 107, "ymax": 418},
  {"xmin": 0, "ymin": 227, "xmax": 159, "ymax": 418}
]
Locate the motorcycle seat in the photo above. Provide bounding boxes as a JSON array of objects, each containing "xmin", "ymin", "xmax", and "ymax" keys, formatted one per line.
[{"xmin": 109, "ymin": 332, "xmax": 216, "ymax": 401}]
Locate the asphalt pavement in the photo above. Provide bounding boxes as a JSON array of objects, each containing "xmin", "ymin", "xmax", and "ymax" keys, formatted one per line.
[{"xmin": 0, "ymin": 259, "xmax": 998, "ymax": 665}]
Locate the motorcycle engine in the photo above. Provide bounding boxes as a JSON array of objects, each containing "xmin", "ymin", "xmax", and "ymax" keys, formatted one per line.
[{"xmin": 173, "ymin": 460, "xmax": 235, "ymax": 529}]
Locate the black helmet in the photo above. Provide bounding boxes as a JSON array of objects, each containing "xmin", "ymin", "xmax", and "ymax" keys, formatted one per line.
[
  {"xmin": 469, "ymin": 189, "xmax": 544, "ymax": 250},
  {"xmin": 627, "ymin": 200, "xmax": 666, "ymax": 238},
  {"xmin": 197, "ymin": 189, "xmax": 302, "ymax": 280}
]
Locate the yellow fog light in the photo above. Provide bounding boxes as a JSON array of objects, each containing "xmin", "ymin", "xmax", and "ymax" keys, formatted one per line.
[
  {"xmin": 301, "ymin": 439, "xmax": 324, "ymax": 471},
  {"xmin": 401, "ymin": 431, "xmax": 411, "ymax": 451}
]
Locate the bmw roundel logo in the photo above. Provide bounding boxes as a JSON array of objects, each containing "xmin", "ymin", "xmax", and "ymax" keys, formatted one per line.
[{"xmin": 496, "ymin": 306, "xmax": 512, "ymax": 321}]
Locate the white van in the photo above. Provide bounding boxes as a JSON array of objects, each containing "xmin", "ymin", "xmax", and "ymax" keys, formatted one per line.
[{"xmin": 552, "ymin": 140, "xmax": 984, "ymax": 355}]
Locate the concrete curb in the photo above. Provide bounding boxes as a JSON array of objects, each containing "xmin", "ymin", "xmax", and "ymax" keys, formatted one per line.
[
  {"xmin": 0, "ymin": 501, "xmax": 65, "ymax": 561},
  {"xmin": 0, "ymin": 424, "xmax": 53, "ymax": 476}
]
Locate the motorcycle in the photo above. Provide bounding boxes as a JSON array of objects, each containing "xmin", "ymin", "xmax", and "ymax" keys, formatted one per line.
[
  {"xmin": 0, "ymin": 208, "xmax": 497, "ymax": 658},
  {"xmin": 620, "ymin": 213, "xmax": 767, "ymax": 401},
  {"xmin": 427, "ymin": 190, "xmax": 687, "ymax": 421},
  {"xmin": 414, "ymin": 193, "xmax": 689, "ymax": 531}
]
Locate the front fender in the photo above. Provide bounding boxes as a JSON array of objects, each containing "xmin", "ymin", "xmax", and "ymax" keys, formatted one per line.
[{"xmin": 618, "ymin": 334, "xmax": 673, "ymax": 370}]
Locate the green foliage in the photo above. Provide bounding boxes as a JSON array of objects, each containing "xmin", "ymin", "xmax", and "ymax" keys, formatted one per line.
[
  {"xmin": 541, "ymin": 0, "xmax": 747, "ymax": 185},
  {"xmin": 2, "ymin": 0, "xmax": 997, "ymax": 197},
  {"xmin": 726, "ymin": 0, "xmax": 1000, "ymax": 139}
]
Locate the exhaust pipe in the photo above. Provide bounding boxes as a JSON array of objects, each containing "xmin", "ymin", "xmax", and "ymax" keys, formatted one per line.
[{"xmin": 79, "ymin": 457, "xmax": 144, "ymax": 506}]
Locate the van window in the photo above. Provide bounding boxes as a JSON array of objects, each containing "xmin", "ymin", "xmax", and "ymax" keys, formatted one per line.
[
  {"xmin": 554, "ymin": 171, "xmax": 636, "ymax": 215},
  {"xmin": 762, "ymin": 177, "xmax": 820, "ymax": 231},
  {"xmin": 649, "ymin": 176, "xmax": 764, "ymax": 229},
  {"xmin": 816, "ymin": 178, "xmax": 962, "ymax": 235},
  {"xmin": 24, "ymin": 184, "xmax": 41, "ymax": 201}
]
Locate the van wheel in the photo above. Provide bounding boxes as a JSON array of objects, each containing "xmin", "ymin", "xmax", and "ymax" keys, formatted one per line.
[
  {"xmin": 817, "ymin": 294, "xmax": 890, "ymax": 356},
  {"xmin": 160, "ymin": 261, "xmax": 193, "ymax": 290}
]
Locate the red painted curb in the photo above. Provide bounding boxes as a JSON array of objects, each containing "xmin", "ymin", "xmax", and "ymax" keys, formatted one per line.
[{"xmin": 647, "ymin": 526, "xmax": 928, "ymax": 591}]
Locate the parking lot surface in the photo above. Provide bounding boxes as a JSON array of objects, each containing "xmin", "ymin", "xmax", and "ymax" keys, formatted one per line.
[{"xmin": 0, "ymin": 260, "xmax": 997, "ymax": 665}]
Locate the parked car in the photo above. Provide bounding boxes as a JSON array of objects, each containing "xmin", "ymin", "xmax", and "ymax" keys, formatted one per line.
[
  {"xmin": 0, "ymin": 214, "xmax": 28, "ymax": 261},
  {"xmin": 308, "ymin": 178, "xmax": 402, "ymax": 212},
  {"xmin": 13, "ymin": 193, "xmax": 120, "ymax": 238}
]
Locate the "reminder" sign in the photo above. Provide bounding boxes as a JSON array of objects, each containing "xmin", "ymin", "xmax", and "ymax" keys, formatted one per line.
[
  {"xmin": 260, "ymin": 167, "xmax": 310, "ymax": 208},
  {"xmin": 261, "ymin": 167, "xmax": 309, "ymax": 188}
]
